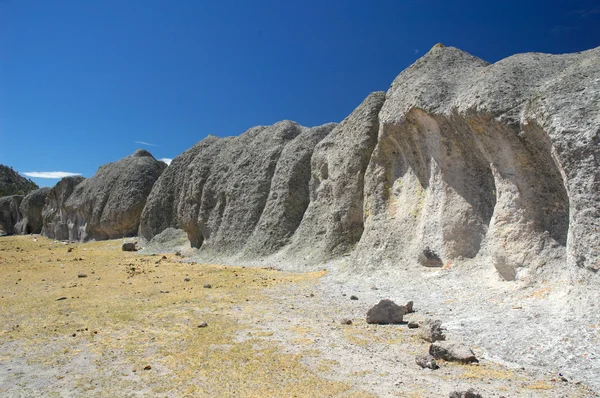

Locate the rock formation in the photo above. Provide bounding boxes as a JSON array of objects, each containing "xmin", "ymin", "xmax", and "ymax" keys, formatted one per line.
[
  {"xmin": 139, "ymin": 45, "xmax": 599, "ymax": 278},
  {"xmin": 0, "ymin": 164, "xmax": 38, "ymax": 197},
  {"xmin": 42, "ymin": 176, "xmax": 85, "ymax": 240},
  {"xmin": 0, "ymin": 195, "xmax": 23, "ymax": 235},
  {"xmin": 14, "ymin": 187, "xmax": 51, "ymax": 234},
  {"xmin": 42, "ymin": 150, "xmax": 165, "ymax": 241}
]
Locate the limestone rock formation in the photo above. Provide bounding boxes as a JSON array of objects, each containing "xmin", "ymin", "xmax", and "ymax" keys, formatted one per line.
[
  {"xmin": 42, "ymin": 150, "xmax": 165, "ymax": 241},
  {"xmin": 42, "ymin": 176, "xmax": 85, "ymax": 240},
  {"xmin": 0, "ymin": 195, "xmax": 23, "ymax": 235},
  {"xmin": 14, "ymin": 187, "xmax": 51, "ymax": 234},
  {"xmin": 140, "ymin": 122, "xmax": 337, "ymax": 255},
  {"xmin": 0, "ymin": 164, "xmax": 38, "ymax": 197},
  {"xmin": 357, "ymin": 44, "xmax": 600, "ymax": 276}
]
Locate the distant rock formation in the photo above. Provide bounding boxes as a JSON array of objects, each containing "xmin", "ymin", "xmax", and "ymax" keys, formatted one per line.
[
  {"xmin": 0, "ymin": 195, "xmax": 23, "ymax": 235},
  {"xmin": 42, "ymin": 150, "xmax": 166, "ymax": 241},
  {"xmin": 14, "ymin": 187, "xmax": 51, "ymax": 234},
  {"xmin": 0, "ymin": 164, "xmax": 38, "ymax": 197},
  {"xmin": 139, "ymin": 45, "xmax": 599, "ymax": 277}
]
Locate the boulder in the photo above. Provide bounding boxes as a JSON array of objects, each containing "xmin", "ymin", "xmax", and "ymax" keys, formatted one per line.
[
  {"xmin": 14, "ymin": 187, "xmax": 51, "ymax": 234},
  {"xmin": 0, "ymin": 195, "xmax": 23, "ymax": 235},
  {"xmin": 41, "ymin": 176, "xmax": 85, "ymax": 240},
  {"xmin": 419, "ymin": 319, "xmax": 446, "ymax": 342},
  {"xmin": 449, "ymin": 389, "xmax": 483, "ymax": 398},
  {"xmin": 366, "ymin": 299, "xmax": 405, "ymax": 324},
  {"xmin": 415, "ymin": 354, "xmax": 438, "ymax": 370},
  {"xmin": 43, "ymin": 150, "xmax": 166, "ymax": 241},
  {"xmin": 429, "ymin": 341, "xmax": 478, "ymax": 363},
  {"xmin": 122, "ymin": 242, "xmax": 137, "ymax": 252}
]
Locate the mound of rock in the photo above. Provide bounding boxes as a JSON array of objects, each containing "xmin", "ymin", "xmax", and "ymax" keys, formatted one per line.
[
  {"xmin": 42, "ymin": 176, "xmax": 85, "ymax": 240},
  {"xmin": 14, "ymin": 187, "xmax": 51, "ymax": 234},
  {"xmin": 42, "ymin": 150, "xmax": 166, "ymax": 241},
  {"xmin": 0, "ymin": 195, "xmax": 23, "ymax": 235},
  {"xmin": 0, "ymin": 164, "xmax": 38, "ymax": 197}
]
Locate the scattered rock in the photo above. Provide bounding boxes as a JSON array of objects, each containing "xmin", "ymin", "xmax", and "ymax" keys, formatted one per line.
[
  {"xmin": 67, "ymin": 247, "xmax": 73, "ymax": 253},
  {"xmin": 418, "ymin": 247, "xmax": 443, "ymax": 267},
  {"xmin": 340, "ymin": 318, "xmax": 353, "ymax": 325},
  {"xmin": 415, "ymin": 354, "xmax": 439, "ymax": 370},
  {"xmin": 408, "ymin": 321, "xmax": 419, "ymax": 329},
  {"xmin": 350, "ymin": 295, "xmax": 358, "ymax": 300},
  {"xmin": 198, "ymin": 322, "xmax": 208, "ymax": 328},
  {"xmin": 203, "ymin": 284, "xmax": 212, "ymax": 289},
  {"xmin": 405, "ymin": 300, "xmax": 414, "ymax": 313},
  {"xmin": 143, "ymin": 365, "xmax": 152, "ymax": 370},
  {"xmin": 77, "ymin": 273, "xmax": 87, "ymax": 278},
  {"xmin": 122, "ymin": 242, "xmax": 137, "ymax": 252},
  {"xmin": 419, "ymin": 319, "xmax": 446, "ymax": 342},
  {"xmin": 184, "ymin": 277, "xmax": 190, "ymax": 282},
  {"xmin": 430, "ymin": 341, "xmax": 478, "ymax": 363},
  {"xmin": 56, "ymin": 296, "xmax": 67, "ymax": 301},
  {"xmin": 366, "ymin": 299, "xmax": 405, "ymax": 324},
  {"xmin": 449, "ymin": 389, "xmax": 483, "ymax": 398}
]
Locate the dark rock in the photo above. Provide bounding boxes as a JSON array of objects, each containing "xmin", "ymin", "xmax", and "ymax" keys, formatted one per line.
[
  {"xmin": 56, "ymin": 296, "xmax": 67, "ymax": 301},
  {"xmin": 350, "ymin": 295, "xmax": 358, "ymax": 300},
  {"xmin": 184, "ymin": 277, "xmax": 190, "ymax": 282},
  {"xmin": 143, "ymin": 365, "xmax": 152, "ymax": 370},
  {"xmin": 415, "ymin": 354, "xmax": 439, "ymax": 370},
  {"xmin": 430, "ymin": 341, "xmax": 478, "ymax": 363},
  {"xmin": 122, "ymin": 242, "xmax": 137, "ymax": 252},
  {"xmin": 405, "ymin": 300, "xmax": 414, "ymax": 313},
  {"xmin": 366, "ymin": 299, "xmax": 405, "ymax": 324},
  {"xmin": 449, "ymin": 389, "xmax": 483, "ymax": 398},
  {"xmin": 0, "ymin": 195, "xmax": 23, "ymax": 235},
  {"xmin": 418, "ymin": 247, "xmax": 443, "ymax": 267},
  {"xmin": 408, "ymin": 321, "xmax": 419, "ymax": 329},
  {"xmin": 198, "ymin": 322, "xmax": 208, "ymax": 328},
  {"xmin": 340, "ymin": 319, "xmax": 353, "ymax": 325},
  {"xmin": 203, "ymin": 284, "xmax": 212, "ymax": 289},
  {"xmin": 77, "ymin": 273, "xmax": 87, "ymax": 278}
]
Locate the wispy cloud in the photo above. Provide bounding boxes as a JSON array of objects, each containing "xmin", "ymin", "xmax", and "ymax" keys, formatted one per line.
[
  {"xmin": 159, "ymin": 158, "xmax": 172, "ymax": 165},
  {"xmin": 414, "ymin": 49, "xmax": 420, "ymax": 54},
  {"xmin": 551, "ymin": 26, "xmax": 581, "ymax": 34},
  {"xmin": 22, "ymin": 171, "xmax": 82, "ymax": 179},
  {"xmin": 134, "ymin": 141, "xmax": 157, "ymax": 147},
  {"xmin": 568, "ymin": 8, "xmax": 600, "ymax": 18}
]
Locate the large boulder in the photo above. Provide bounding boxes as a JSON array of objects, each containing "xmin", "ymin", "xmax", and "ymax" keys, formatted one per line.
[
  {"xmin": 42, "ymin": 150, "xmax": 166, "ymax": 241},
  {"xmin": 42, "ymin": 176, "xmax": 85, "ymax": 240},
  {"xmin": 0, "ymin": 195, "xmax": 23, "ymax": 235},
  {"xmin": 14, "ymin": 187, "xmax": 51, "ymax": 234}
]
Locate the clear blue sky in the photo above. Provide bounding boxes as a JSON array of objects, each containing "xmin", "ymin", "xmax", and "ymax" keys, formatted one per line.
[{"xmin": 1, "ymin": 0, "xmax": 599, "ymax": 187}]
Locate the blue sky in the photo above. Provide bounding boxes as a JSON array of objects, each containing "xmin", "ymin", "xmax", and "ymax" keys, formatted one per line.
[{"xmin": 1, "ymin": 0, "xmax": 599, "ymax": 187}]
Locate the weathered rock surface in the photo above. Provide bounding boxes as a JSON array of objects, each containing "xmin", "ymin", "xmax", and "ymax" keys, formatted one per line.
[
  {"xmin": 415, "ymin": 354, "xmax": 439, "ymax": 370},
  {"xmin": 14, "ymin": 187, "xmax": 51, "ymax": 234},
  {"xmin": 419, "ymin": 319, "xmax": 446, "ymax": 343},
  {"xmin": 357, "ymin": 44, "xmax": 600, "ymax": 276},
  {"xmin": 366, "ymin": 299, "xmax": 405, "ymax": 324},
  {"xmin": 0, "ymin": 195, "xmax": 23, "ymax": 235},
  {"xmin": 430, "ymin": 341, "xmax": 478, "ymax": 363},
  {"xmin": 42, "ymin": 150, "xmax": 165, "ymax": 241},
  {"xmin": 42, "ymin": 176, "xmax": 85, "ymax": 240},
  {"xmin": 0, "ymin": 164, "xmax": 38, "ymax": 197}
]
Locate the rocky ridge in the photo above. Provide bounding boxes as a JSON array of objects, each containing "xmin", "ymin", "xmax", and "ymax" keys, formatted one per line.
[{"xmin": 0, "ymin": 164, "xmax": 38, "ymax": 197}]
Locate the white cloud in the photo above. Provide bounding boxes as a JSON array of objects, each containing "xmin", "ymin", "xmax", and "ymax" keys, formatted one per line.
[
  {"xmin": 159, "ymin": 158, "xmax": 172, "ymax": 165},
  {"xmin": 22, "ymin": 171, "xmax": 82, "ymax": 179},
  {"xmin": 135, "ymin": 140, "xmax": 157, "ymax": 147}
]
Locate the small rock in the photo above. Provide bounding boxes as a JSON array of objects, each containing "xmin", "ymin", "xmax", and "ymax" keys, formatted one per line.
[
  {"xmin": 350, "ymin": 295, "xmax": 358, "ymax": 300},
  {"xmin": 449, "ymin": 388, "xmax": 483, "ymax": 398},
  {"xmin": 418, "ymin": 247, "xmax": 443, "ymax": 267},
  {"xmin": 415, "ymin": 354, "xmax": 439, "ymax": 370},
  {"xmin": 419, "ymin": 319, "xmax": 446, "ymax": 342},
  {"xmin": 405, "ymin": 300, "xmax": 414, "ymax": 313},
  {"xmin": 67, "ymin": 247, "xmax": 73, "ymax": 253},
  {"xmin": 203, "ymin": 284, "xmax": 212, "ymax": 289},
  {"xmin": 77, "ymin": 273, "xmax": 87, "ymax": 278},
  {"xmin": 366, "ymin": 299, "xmax": 405, "ymax": 324},
  {"xmin": 56, "ymin": 296, "xmax": 67, "ymax": 301},
  {"xmin": 198, "ymin": 322, "xmax": 208, "ymax": 328},
  {"xmin": 143, "ymin": 365, "xmax": 152, "ymax": 370},
  {"xmin": 340, "ymin": 319, "xmax": 353, "ymax": 325},
  {"xmin": 161, "ymin": 255, "xmax": 167, "ymax": 260},
  {"xmin": 408, "ymin": 321, "xmax": 419, "ymax": 329},
  {"xmin": 430, "ymin": 341, "xmax": 478, "ymax": 363},
  {"xmin": 175, "ymin": 251, "xmax": 182, "ymax": 257},
  {"xmin": 122, "ymin": 242, "xmax": 137, "ymax": 252},
  {"xmin": 184, "ymin": 277, "xmax": 190, "ymax": 282}
]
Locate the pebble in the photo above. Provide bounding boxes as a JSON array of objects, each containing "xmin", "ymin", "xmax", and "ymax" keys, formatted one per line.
[
  {"xmin": 350, "ymin": 295, "xmax": 358, "ymax": 300},
  {"xmin": 198, "ymin": 322, "xmax": 208, "ymax": 328},
  {"xmin": 203, "ymin": 284, "xmax": 212, "ymax": 289},
  {"xmin": 56, "ymin": 296, "xmax": 67, "ymax": 301}
]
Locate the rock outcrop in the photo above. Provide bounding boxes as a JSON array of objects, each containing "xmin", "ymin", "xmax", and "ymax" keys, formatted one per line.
[
  {"xmin": 0, "ymin": 195, "xmax": 23, "ymax": 235},
  {"xmin": 42, "ymin": 176, "xmax": 85, "ymax": 240},
  {"xmin": 14, "ymin": 187, "xmax": 51, "ymax": 234},
  {"xmin": 140, "ymin": 45, "xmax": 599, "ymax": 279},
  {"xmin": 42, "ymin": 150, "xmax": 165, "ymax": 241},
  {"xmin": 0, "ymin": 165, "xmax": 38, "ymax": 197}
]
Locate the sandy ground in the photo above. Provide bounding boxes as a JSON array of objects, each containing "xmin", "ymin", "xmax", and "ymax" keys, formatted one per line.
[{"xmin": 1, "ymin": 235, "xmax": 598, "ymax": 397}]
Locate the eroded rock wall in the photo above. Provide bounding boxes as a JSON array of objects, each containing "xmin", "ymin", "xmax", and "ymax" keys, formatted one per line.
[
  {"xmin": 0, "ymin": 195, "xmax": 23, "ymax": 235},
  {"xmin": 41, "ymin": 176, "xmax": 86, "ymax": 240},
  {"xmin": 14, "ymin": 187, "xmax": 51, "ymax": 234}
]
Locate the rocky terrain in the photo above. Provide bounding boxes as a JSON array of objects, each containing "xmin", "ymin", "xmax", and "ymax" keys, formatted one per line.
[
  {"xmin": 0, "ymin": 164, "xmax": 38, "ymax": 197},
  {"xmin": 1, "ymin": 44, "xmax": 599, "ymax": 395}
]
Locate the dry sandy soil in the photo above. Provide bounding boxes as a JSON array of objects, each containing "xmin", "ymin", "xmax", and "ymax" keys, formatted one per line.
[{"xmin": 0, "ymin": 235, "xmax": 597, "ymax": 397}]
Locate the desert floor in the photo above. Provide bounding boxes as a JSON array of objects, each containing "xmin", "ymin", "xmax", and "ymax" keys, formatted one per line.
[{"xmin": 0, "ymin": 235, "xmax": 596, "ymax": 397}]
